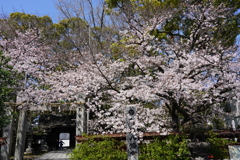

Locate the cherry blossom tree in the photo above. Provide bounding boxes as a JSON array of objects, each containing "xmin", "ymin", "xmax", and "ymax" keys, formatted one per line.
[
  {"xmin": 48, "ymin": 1, "xmax": 239, "ymax": 133},
  {"xmin": 54, "ymin": 1, "xmax": 239, "ymax": 133},
  {"xmin": 1, "ymin": 1, "xmax": 239, "ymax": 134},
  {"xmin": 0, "ymin": 30, "xmax": 52, "ymax": 104}
]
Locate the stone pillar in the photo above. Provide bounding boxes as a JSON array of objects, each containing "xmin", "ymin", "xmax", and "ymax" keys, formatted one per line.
[
  {"xmin": 126, "ymin": 105, "xmax": 138, "ymax": 160},
  {"xmin": 14, "ymin": 108, "xmax": 28, "ymax": 160},
  {"xmin": 76, "ymin": 103, "xmax": 87, "ymax": 137},
  {"xmin": 0, "ymin": 105, "xmax": 14, "ymax": 160}
]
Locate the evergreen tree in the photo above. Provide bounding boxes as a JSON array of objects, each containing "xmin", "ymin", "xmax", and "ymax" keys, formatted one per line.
[{"xmin": 0, "ymin": 51, "xmax": 17, "ymax": 129}]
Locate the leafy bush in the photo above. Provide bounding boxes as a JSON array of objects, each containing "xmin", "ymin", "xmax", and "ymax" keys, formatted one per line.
[
  {"xmin": 206, "ymin": 131, "xmax": 236, "ymax": 159},
  {"xmin": 69, "ymin": 133, "xmax": 237, "ymax": 160},
  {"xmin": 139, "ymin": 135, "xmax": 191, "ymax": 160},
  {"xmin": 69, "ymin": 135, "xmax": 127, "ymax": 160}
]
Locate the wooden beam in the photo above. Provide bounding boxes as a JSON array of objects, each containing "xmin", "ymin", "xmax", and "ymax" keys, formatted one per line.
[{"xmin": 4, "ymin": 102, "xmax": 85, "ymax": 111}]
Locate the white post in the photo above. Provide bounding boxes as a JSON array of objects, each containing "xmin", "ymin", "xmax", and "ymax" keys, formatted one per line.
[
  {"xmin": 126, "ymin": 105, "xmax": 138, "ymax": 160},
  {"xmin": 0, "ymin": 105, "xmax": 14, "ymax": 160},
  {"xmin": 76, "ymin": 103, "xmax": 87, "ymax": 137}
]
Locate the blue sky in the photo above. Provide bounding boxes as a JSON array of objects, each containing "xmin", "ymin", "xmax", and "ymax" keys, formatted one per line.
[{"xmin": 0, "ymin": 0, "xmax": 59, "ymax": 22}]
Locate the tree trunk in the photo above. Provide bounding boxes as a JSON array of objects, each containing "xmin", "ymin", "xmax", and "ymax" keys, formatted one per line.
[{"xmin": 171, "ymin": 108, "xmax": 179, "ymax": 132}]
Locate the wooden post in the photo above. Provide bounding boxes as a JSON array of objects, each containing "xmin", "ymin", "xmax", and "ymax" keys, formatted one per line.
[
  {"xmin": 14, "ymin": 108, "xmax": 28, "ymax": 160},
  {"xmin": 126, "ymin": 105, "xmax": 138, "ymax": 160},
  {"xmin": 0, "ymin": 105, "xmax": 14, "ymax": 160}
]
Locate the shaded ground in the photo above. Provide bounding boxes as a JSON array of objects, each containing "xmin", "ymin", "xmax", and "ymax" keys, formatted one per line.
[{"xmin": 10, "ymin": 148, "xmax": 72, "ymax": 160}]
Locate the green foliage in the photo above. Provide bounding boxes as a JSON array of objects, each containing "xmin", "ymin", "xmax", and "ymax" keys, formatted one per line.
[
  {"xmin": 206, "ymin": 131, "xmax": 236, "ymax": 159},
  {"xmin": 105, "ymin": 0, "xmax": 123, "ymax": 8},
  {"xmin": 1, "ymin": 12, "xmax": 59, "ymax": 42},
  {"xmin": 0, "ymin": 51, "xmax": 16, "ymax": 128},
  {"xmin": 31, "ymin": 126, "xmax": 44, "ymax": 135},
  {"xmin": 9, "ymin": 12, "xmax": 53, "ymax": 30},
  {"xmin": 106, "ymin": 0, "xmax": 180, "ymax": 9},
  {"xmin": 0, "ymin": 106, "xmax": 11, "ymax": 129},
  {"xmin": 59, "ymin": 17, "xmax": 88, "ymax": 29},
  {"xmin": 211, "ymin": 117, "xmax": 226, "ymax": 130},
  {"xmin": 69, "ymin": 133, "xmax": 237, "ymax": 160},
  {"xmin": 139, "ymin": 135, "xmax": 190, "ymax": 160},
  {"xmin": 106, "ymin": 0, "xmax": 239, "ymax": 48},
  {"xmin": 70, "ymin": 134, "xmax": 190, "ymax": 160},
  {"xmin": 69, "ymin": 135, "xmax": 127, "ymax": 160}
]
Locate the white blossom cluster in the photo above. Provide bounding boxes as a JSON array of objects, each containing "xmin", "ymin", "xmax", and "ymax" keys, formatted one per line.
[{"xmin": 1, "ymin": 2, "xmax": 239, "ymax": 134}]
